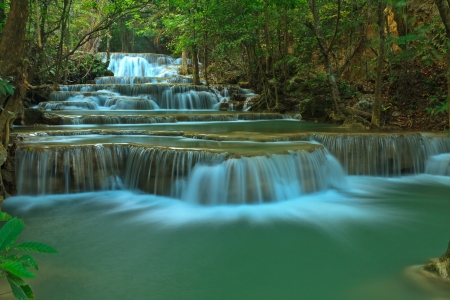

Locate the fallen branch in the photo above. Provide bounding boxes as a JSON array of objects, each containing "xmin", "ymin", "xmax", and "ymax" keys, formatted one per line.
[{"xmin": 342, "ymin": 107, "xmax": 372, "ymax": 120}]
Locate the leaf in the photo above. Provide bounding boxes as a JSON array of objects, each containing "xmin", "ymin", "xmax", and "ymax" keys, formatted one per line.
[
  {"xmin": 21, "ymin": 284, "xmax": 35, "ymax": 299},
  {"xmin": 5, "ymin": 84, "xmax": 14, "ymax": 95},
  {"xmin": 19, "ymin": 255, "xmax": 38, "ymax": 270},
  {"xmin": 0, "ymin": 212, "xmax": 12, "ymax": 221},
  {"xmin": 0, "ymin": 85, "xmax": 6, "ymax": 96},
  {"xmin": 6, "ymin": 273, "xmax": 26, "ymax": 286},
  {"xmin": 0, "ymin": 218, "xmax": 24, "ymax": 251},
  {"xmin": 7, "ymin": 277, "xmax": 28, "ymax": 300},
  {"xmin": 1, "ymin": 261, "xmax": 36, "ymax": 278},
  {"xmin": 15, "ymin": 242, "xmax": 58, "ymax": 254}
]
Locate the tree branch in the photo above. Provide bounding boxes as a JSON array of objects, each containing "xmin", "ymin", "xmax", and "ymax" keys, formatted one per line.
[{"xmin": 326, "ymin": 0, "xmax": 341, "ymax": 54}]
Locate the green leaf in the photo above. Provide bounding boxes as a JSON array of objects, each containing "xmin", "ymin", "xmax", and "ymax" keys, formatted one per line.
[
  {"xmin": 0, "ymin": 218, "xmax": 24, "ymax": 251},
  {"xmin": 5, "ymin": 84, "xmax": 14, "ymax": 95},
  {"xmin": 0, "ymin": 212, "xmax": 12, "ymax": 222},
  {"xmin": 19, "ymin": 255, "xmax": 38, "ymax": 270},
  {"xmin": 15, "ymin": 242, "xmax": 58, "ymax": 254},
  {"xmin": 1, "ymin": 261, "xmax": 36, "ymax": 278},
  {"xmin": 6, "ymin": 273, "xmax": 26, "ymax": 286},
  {"xmin": 7, "ymin": 277, "xmax": 28, "ymax": 300},
  {"xmin": 21, "ymin": 284, "xmax": 35, "ymax": 299},
  {"xmin": 0, "ymin": 85, "xmax": 6, "ymax": 96}
]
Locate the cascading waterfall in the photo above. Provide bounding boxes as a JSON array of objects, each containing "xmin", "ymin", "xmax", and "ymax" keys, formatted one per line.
[
  {"xmin": 15, "ymin": 144, "xmax": 345, "ymax": 204},
  {"xmin": 175, "ymin": 149, "xmax": 346, "ymax": 205},
  {"xmin": 50, "ymin": 84, "xmax": 229, "ymax": 110},
  {"xmin": 21, "ymin": 51, "xmax": 450, "ymax": 207},
  {"xmin": 104, "ymin": 96, "xmax": 159, "ymax": 110},
  {"xmin": 38, "ymin": 101, "xmax": 99, "ymax": 110},
  {"xmin": 16, "ymin": 144, "xmax": 226, "ymax": 196},
  {"xmin": 309, "ymin": 133, "xmax": 433, "ymax": 176},
  {"xmin": 425, "ymin": 154, "xmax": 450, "ymax": 176},
  {"xmin": 105, "ymin": 53, "xmax": 177, "ymax": 77},
  {"xmin": 39, "ymin": 53, "xmax": 256, "ymax": 111}
]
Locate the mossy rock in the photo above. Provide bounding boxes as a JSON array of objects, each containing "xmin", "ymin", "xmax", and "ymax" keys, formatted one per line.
[{"xmin": 424, "ymin": 242, "xmax": 450, "ymax": 279}]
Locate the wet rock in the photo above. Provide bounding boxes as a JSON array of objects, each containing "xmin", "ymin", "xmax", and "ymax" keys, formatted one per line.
[
  {"xmin": 14, "ymin": 108, "xmax": 62, "ymax": 125},
  {"xmin": 354, "ymin": 97, "xmax": 373, "ymax": 111},
  {"xmin": 27, "ymin": 85, "xmax": 56, "ymax": 104},
  {"xmin": 232, "ymin": 94, "xmax": 248, "ymax": 102},
  {"xmin": 104, "ymin": 70, "xmax": 114, "ymax": 76},
  {"xmin": 424, "ymin": 242, "xmax": 450, "ymax": 279},
  {"xmin": 1, "ymin": 144, "xmax": 16, "ymax": 196},
  {"xmin": 404, "ymin": 242, "xmax": 450, "ymax": 296},
  {"xmin": 341, "ymin": 115, "xmax": 371, "ymax": 129},
  {"xmin": 238, "ymin": 82, "xmax": 250, "ymax": 89},
  {"xmin": 219, "ymin": 102, "xmax": 229, "ymax": 111}
]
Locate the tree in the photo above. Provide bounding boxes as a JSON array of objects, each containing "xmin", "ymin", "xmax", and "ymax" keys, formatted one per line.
[
  {"xmin": 0, "ymin": 0, "xmax": 29, "ymax": 200},
  {"xmin": 372, "ymin": 0, "xmax": 386, "ymax": 127},
  {"xmin": 434, "ymin": 0, "xmax": 450, "ymax": 129}
]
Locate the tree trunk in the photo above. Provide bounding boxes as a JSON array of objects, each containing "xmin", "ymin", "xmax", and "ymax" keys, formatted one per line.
[
  {"xmin": 324, "ymin": 55, "xmax": 341, "ymax": 115},
  {"xmin": 192, "ymin": 47, "xmax": 200, "ymax": 85},
  {"xmin": 106, "ymin": 29, "xmax": 111, "ymax": 67},
  {"xmin": 434, "ymin": 0, "xmax": 450, "ymax": 129},
  {"xmin": 307, "ymin": 0, "xmax": 343, "ymax": 117},
  {"xmin": 0, "ymin": 0, "xmax": 29, "ymax": 199},
  {"xmin": 54, "ymin": 0, "xmax": 71, "ymax": 86},
  {"xmin": 203, "ymin": 32, "xmax": 208, "ymax": 85},
  {"xmin": 0, "ymin": 0, "xmax": 28, "ymax": 79},
  {"xmin": 263, "ymin": 2, "xmax": 278, "ymax": 108},
  {"xmin": 372, "ymin": 1, "xmax": 386, "ymax": 127},
  {"xmin": 27, "ymin": 0, "xmax": 48, "ymax": 83},
  {"xmin": 181, "ymin": 49, "xmax": 188, "ymax": 75}
]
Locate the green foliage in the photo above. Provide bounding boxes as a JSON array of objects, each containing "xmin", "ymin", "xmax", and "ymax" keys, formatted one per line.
[
  {"xmin": 0, "ymin": 78, "xmax": 14, "ymax": 97},
  {"xmin": 0, "ymin": 213, "xmax": 58, "ymax": 300},
  {"xmin": 425, "ymin": 96, "xmax": 449, "ymax": 116},
  {"xmin": 65, "ymin": 54, "xmax": 109, "ymax": 84}
]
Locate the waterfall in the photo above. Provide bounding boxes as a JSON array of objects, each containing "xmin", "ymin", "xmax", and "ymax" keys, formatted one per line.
[
  {"xmin": 15, "ymin": 145, "xmax": 226, "ymax": 196},
  {"xmin": 104, "ymin": 96, "xmax": 159, "ymax": 110},
  {"xmin": 46, "ymin": 53, "xmax": 257, "ymax": 112},
  {"xmin": 175, "ymin": 149, "xmax": 346, "ymax": 205},
  {"xmin": 310, "ymin": 133, "xmax": 427, "ymax": 176},
  {"xmin": 105, "ymin": 53, "xmax": 177, "ymax": 77},
  {"xmin": 52, "ymin": 84, "xmax": 230, "ymax": 110},
  {"xmin": 15, "ymin": 144, "xmax": 346, "ymax": 204},
  {"xmin": 38, "ymin": 101, "xmax": 99, "ymax": 110}
]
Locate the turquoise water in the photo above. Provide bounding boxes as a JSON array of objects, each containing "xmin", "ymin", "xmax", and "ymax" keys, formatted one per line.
[{"xmin": 2, "ymin": 175, "xmax": 450, "ymax": 300}]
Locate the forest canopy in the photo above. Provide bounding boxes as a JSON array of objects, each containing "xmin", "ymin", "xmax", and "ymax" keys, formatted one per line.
[{"xmin": 0, "ymin": 0, "xmax": 449, "ymax": 130}]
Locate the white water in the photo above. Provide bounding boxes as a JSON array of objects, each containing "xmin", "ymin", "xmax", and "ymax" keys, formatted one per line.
[{"xmin": 37, "ymin": 53, "xmax": 259, "ymax": 112}]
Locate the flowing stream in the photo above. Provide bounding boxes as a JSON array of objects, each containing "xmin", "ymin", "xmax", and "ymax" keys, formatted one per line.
[{"xmin": 3, "ymin": 53, "xmax": 450, "ymax": 299}]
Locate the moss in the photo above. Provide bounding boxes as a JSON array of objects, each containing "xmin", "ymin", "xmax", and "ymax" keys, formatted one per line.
[{"xmin": 424, "ymin": 242, "xmax": 450, "ymax": 279}]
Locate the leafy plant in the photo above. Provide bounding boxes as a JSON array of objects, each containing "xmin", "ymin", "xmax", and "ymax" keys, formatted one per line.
[
  {"xmin": 425, "ymin": 96, "xmax": 449, "ymax": 116},
  {"xmin": 0, "ymin": 212, "xmax": 58, "ymax": 300},
  {"xmin": 0, "ymin": 78, "xmax": 14, "ymax": 96}
]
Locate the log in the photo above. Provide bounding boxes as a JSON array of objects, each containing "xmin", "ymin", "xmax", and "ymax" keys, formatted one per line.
[{"xmin": 343, "ymin": 107, "xmax": 372, "ymax": 120}]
